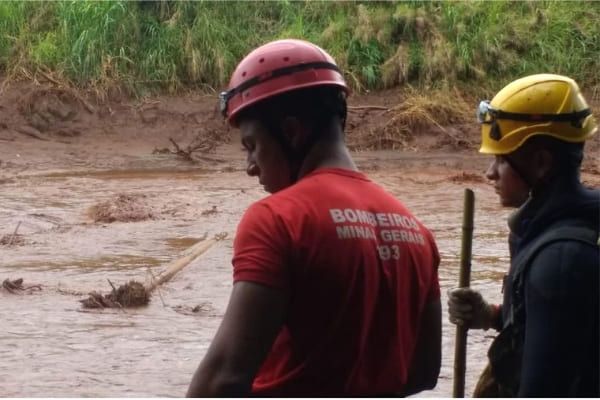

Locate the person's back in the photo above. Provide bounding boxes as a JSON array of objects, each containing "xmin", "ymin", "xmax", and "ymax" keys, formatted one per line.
[
  {"xmin": 186, "ymin": 39, "xmax": 441, "ymax": 397},
  {"xmin": 234, "ymin": 167, "xmax": 439, "ymax": 395}
]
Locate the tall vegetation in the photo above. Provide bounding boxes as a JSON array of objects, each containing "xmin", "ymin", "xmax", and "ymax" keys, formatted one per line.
[{"xmin": 1, "ymin": 1, "xmax": 598, "ymax": 97}]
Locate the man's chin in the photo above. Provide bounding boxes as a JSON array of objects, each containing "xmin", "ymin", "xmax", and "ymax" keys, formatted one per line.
[
  {"xmin": 261, "ymin": 183, "xmax": 275, "ymax": 193},
  {"xmin": 500, "ymin": 197, "xmax": 525, "ymax": 209}
]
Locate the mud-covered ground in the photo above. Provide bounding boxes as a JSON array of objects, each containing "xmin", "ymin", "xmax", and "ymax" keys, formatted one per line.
[{"xmin": 0, "ymin": 80, "xmax": 598, "ymax": 397}]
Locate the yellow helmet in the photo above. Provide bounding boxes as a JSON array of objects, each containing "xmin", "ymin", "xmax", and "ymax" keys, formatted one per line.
[{"xmin": 478, "ymin": 74, "xmax": 597, "ymax": 154}]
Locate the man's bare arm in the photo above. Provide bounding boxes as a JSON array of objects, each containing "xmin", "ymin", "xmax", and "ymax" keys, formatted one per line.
[{"xmin": 186, "ymin": 281, "xmax": 288, "ymax": 397}]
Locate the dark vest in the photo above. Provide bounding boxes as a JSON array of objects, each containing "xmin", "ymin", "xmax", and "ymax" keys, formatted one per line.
[{"xmin": 486, "ymin": 223, "xmax": 598, "ymax": 396}]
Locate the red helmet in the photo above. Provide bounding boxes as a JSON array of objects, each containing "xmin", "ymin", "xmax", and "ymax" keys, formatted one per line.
[{"xmin": 220, "ymin": 39, "xmax": 350, "ymax": 127}]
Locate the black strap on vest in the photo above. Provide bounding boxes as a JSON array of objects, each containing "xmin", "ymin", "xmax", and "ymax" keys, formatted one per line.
[{"xmin": 506, "ymin": 224, "xmax": 599, "ymax": 327}]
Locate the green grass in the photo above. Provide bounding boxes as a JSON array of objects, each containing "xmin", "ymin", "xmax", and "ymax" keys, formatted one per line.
[{"xmin": 0, "ymin": 0, "xmax": 598, "ymax": 98}]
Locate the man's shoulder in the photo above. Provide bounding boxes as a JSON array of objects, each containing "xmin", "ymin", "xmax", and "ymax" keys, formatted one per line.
[
  {"xmin": 526, "ymin": 225, "xmax": 598, "ymax": 291},
  {"xmin": 515, "ymin": 220, "xmax": 597, "ymax": 277},
  {"xmin": 526, "ymin": 217, "xmax": 598, "ymax": 251}
]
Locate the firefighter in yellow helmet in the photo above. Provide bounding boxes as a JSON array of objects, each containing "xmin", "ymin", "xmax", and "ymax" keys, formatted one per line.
[{"xmin": 449, "ymin": 74, "xmax": 599, "ymax": 397}]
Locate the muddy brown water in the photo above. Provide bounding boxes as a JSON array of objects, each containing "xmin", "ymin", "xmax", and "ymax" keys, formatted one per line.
[
  {"xmin": 1, "ymin": 81, "xmax": 598, "ymax": 397},
  {"xmin": 0, "ymin": 145, "xmax": 517, "ymax": 397}
]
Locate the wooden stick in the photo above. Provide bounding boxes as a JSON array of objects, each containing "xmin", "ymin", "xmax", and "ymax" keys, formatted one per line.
[
  {"xmin": 453, "ymin": 188, "xmax": 475, "ymax": 398},
  {"xmin": 7, "ymin": 221, "xmax": 21, "ymax": 246},
  {"xmin": 145, "ymin": 238, "xmax": 218, "ymax": 292}
]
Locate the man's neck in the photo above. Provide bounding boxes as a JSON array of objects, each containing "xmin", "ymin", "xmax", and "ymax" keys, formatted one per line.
[{"xmin": 296, "ymin": 138, "xmax": 358, "ymax": 179}]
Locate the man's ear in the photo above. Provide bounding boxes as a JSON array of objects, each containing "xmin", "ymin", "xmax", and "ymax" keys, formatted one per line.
[
  {"xmin": 281, "ymin": 116, "xmax": 308, "ymax": 150},
  {"xmin": 532, "ymin": 148, "xmax": 554, "ymax": 182}
]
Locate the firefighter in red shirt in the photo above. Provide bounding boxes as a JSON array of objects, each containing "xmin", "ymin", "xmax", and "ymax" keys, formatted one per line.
[{"xmin": 186, "ymin": 39, "xmax": 441, "ymax": 397}]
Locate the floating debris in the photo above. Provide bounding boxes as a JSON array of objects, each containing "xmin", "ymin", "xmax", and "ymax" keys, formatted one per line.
[
  {"xmin": 201, "ymin": 205, "xmax": 218, "ymax": 216},
  {"xmin": 0, "ymin": 234, "xmax": 25, "ymax": 247},
  {"xmin": 2, "ymin": 278, "xmax": 42, "ymax": 294},
  {"xmin": 87, "ymin": 194, "xmax": 154, "ymax": 223},
  {"xmin": 79, "ymin": 233, "xmax": 226, "ymax": 309},
  {"xmin": 0, "ymin": 221, "xmax": 25, "ymax": 247},
  {"xmin": 171, "ymin": 302, "xmax": 215, "ymax": 316},
  {"xmin": 80, "ymin": 280, "xmax": 150, "ymax": 309},
  {"xmin": 449, "ymin": 171, "xmax": 486, "ymax": 184}
]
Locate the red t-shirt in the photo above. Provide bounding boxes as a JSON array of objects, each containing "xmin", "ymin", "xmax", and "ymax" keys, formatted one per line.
[{"xmin": 233, "ymin": 168, "xmax": 440, "ymax": 396}]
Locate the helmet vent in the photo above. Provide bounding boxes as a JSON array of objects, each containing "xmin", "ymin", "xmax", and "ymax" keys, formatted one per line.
[
  {"xmin": 283, "ymin": 57, "xmax": 290, "ymax": 62},
  {"xmin": 259, "ymin": 58, "xmax": 265, "ymax": 63}
]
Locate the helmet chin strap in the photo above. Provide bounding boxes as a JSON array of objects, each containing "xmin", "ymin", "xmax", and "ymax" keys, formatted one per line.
[
  {"xmin": 276, "ymin": 111, "xmax": 343, "ymax": 184},
  {"xmin": 264, "ymin": 124, "xmax": 306, "ymax": 184},
  {"xmin": 269, "ymin": 92, "xmax": 347, "ymax": 184}
]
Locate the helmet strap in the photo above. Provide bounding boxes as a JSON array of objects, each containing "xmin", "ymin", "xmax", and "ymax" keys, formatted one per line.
[
  {"xmin": 489, "ymin": 122, "xmax": 502, "ymax": 141},
  {"xmin": 268, "ymin": 119, "xmax": 315, "ymax": 184},
  {"xmin": 284, "ymin": 126, "xmax": 323, "ymax": 183},
  {"xmin": 273, "ymin": 104, "xmax": 345, "ymax": 183}
]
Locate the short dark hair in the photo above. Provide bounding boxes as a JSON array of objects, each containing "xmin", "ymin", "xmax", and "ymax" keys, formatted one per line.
[
  {"xmin": 520, "ymin": 135, "xmax": 585, "ymax": 172},
  {"xmin": 235, "ymin": 85, "xmax": 347, "ymax": 139}
]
